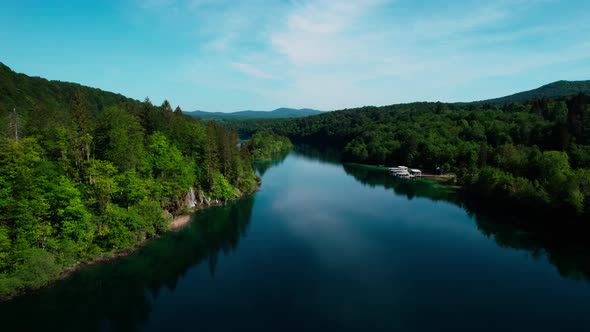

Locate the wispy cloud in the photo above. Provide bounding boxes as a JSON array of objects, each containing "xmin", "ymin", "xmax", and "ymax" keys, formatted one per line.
[
  {"xmin": 270, "ymin": 0, "xmax": 383, "ymax": 66},
  {"xmin": 132, "ymin": 0, "xmax": 590, "ymax": 111},
  {"xmin": 230, "ymin": 62, "xmax": 276, "ymax": 80}
]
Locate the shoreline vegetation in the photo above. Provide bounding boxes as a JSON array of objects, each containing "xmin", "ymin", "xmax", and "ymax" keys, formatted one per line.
[
  {"xmin": 343, "ymin": 163, "xmax": 457, "ymax": 182},
  {"xmin": 346, "ymin": 163, "xmax": 463, "ymax": 192},
  {"xmin": 168, "ymin": 185, "xmax": 260, "ymax": 231},
  {"xmin": 237, "ymin": 94, "xmax": 590, "ymax": 222},
  {"xmin": 243, "ymin": 130, "xmax": 293, "ymax": 161},
  {"xmin": 2, "ymin": 62, "xmax": 589, "ymax": 300},
  {"xmin": 6, "ymin": 188, "xmax": 256, "ymax": 302},
  {"xmin": 0, "ymin": 63, "xmax": 260, "ymax": 300},
  {"xmin": 7, "ymin": 132, "xmax": 297, "ymax": 300}
]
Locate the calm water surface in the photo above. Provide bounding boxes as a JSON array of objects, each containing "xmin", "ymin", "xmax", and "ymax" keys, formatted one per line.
[{"xmin": 2, "ymin": 148, "xmax": 590, "ymax": 331}]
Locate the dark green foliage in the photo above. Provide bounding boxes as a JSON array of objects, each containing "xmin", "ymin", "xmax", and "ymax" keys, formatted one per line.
[
  {"xmin": 480, "ymin": 80, "xmax": 590, "ymax": 104},
  {"xmin": 94, "ymin": 106, "xmax": 145, "ymax": 172},
  {"xmin": 0, "ymin": 248, "xmax": 61, "ymax": 297},
  {"xmin": 244, "ymin": 131, "xmax": 293, "ymax": 160},
  {"xmin": 238, "ymin": 95, "xmax": 590, "ymax": 220},
  {"xmin": 0, "ymin": 63, "xmax": 258, "ymax": 298}
]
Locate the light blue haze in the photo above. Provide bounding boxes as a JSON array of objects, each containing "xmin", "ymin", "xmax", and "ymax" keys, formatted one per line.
[{"xmin": 1, "ymin": 0, "xmax": 589, "ymax": 112}]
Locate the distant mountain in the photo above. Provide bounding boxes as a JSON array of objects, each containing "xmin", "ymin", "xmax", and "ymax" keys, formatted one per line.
[
  {"xmin": 479, "ymin": 80, "xmax": 590, "ymax": 104},
  {"xmin": 186, "ymin": 108, "xmax": 323, "ymax": 120}
]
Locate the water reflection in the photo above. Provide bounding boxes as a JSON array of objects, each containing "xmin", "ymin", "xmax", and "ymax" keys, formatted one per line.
[
  {"xmin": 341, "ymin": 161, "xmax": 590, "ymax": 285},
  {"xmin": 253, "ymin": 150, "xmax": 290, "ymax": 176},
  {"xmin": 3, "ymin": 146, "xmax": 590, "ymax": 332},
  {"xmin": 253, "ymin": 144, "xmax": 340, "ymax": 177},
  {"xmin": 292, "ymin": 144, "xmax": 342, "ymax": 164},
  {"xmin": 0, "ymin": 196, "xmax": 255, "ymax": 332},
  {"xmin": 474, "ymin": 215, "xmax": 590, "ymax": 284},
  {"xmin": 342, "ymin": 163, "xmax": 458, "ymax": 203},
  {"xmin": 257, "ymin": 146, "xmax": 590, "ymax": 287}
]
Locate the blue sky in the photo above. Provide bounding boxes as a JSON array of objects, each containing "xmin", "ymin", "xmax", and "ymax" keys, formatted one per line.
[{"xmin": 1, "ymin": 0, "xmax": 590, "ymax": 112}]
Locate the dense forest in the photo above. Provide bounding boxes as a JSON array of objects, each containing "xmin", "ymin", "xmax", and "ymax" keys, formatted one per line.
[
  {"xmin": 2, "ymin": 61, "xmax": 590, "ymax": 298},
  {"xmin": 478, "ymin": 80, "xmax": 590, "ymax": 104},
  {"xmin": 244, "ymin": 131, "xmax": 293, "ymax": 160},
  {"xmin": 0, "ymin": 64, "xmax": 258, "ymax": 298},
  {"xmin": 0, "ymin": 196, "xmax": 255, "ymax": 332},
  {"xmin": 238, "ymin": 95, "xmax": 590, "ymax": 220}
]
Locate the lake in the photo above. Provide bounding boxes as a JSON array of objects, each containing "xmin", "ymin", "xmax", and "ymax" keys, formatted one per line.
[{"xmin": 2, "ymin": 147, "xmax": 590, "ymax": 331}]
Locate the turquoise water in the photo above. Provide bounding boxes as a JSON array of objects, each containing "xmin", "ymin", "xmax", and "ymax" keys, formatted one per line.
[{"xmin": 2, "ymin": 148, "xmax": 590, "ymax": 331}]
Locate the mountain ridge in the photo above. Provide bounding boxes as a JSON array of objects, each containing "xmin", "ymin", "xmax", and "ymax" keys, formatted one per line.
[
  {"xmin": 185, "ymin": 108, "xmax": 323, "ymax": 120},
  {"xmin": 477, "ymin": 80, "xmax": 590, "ymax": 104},
  {"xmin": 0, "ymin": 62, "xmax": 141, "ymax": 116},
  {"xmin": 2, "ymin": 62, "xmax": 589, "ymax": 120}
]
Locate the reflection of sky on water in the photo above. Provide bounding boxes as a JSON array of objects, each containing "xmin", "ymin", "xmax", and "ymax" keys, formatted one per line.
[
  {"xmin": 5, "ymin": 148, "xmax": 590, "ymax": 332},
  {"xmin": 111, "ymin": 150, "xmax": 590, "ymax": 331},
  {"xmin": 252, "ymin": 151, "xmax": 590, "ymax": 331},
  {"xmin": 268, "ymin": 153, "xmax": 490, "ymax": 272}
]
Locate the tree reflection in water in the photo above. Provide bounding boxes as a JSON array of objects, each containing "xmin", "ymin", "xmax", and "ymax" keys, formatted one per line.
[
  {"xmin": 0, "ymin": 196, "xmax": 255, "ymax": 332},
  {"xmin": 342, "ymin": 162, "xmax": 590, "ymax": 285}
]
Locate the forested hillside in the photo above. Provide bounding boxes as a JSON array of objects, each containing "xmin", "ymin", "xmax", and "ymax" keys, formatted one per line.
[
  {"xmin": 239, "ymin": 96, "xmax": 590, "ymax": 220},
  {"xmin": 0, "ymin": 63, "xmax": 138, "ymax": 129},
  {"xmin": 480, "ymin": 80, "xmax": 590, "ymax": 104},
  {"xmin": 0, "ymin": 64, "xmax": 258, "ymax": 298}
]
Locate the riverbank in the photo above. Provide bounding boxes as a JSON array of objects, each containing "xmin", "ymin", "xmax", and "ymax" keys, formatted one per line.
[
  {"xmin": 244, "ymin": 131, "xmax": 293, "ymax": 161},
  {"xmin": 4, "ymin": 147, "xmax": 590, "ymax": 332},
  {"xmin": 0, "ymin": 186, "xmax": 259, "ymax": 302},
  {"xmin": 344, "ymin": 160, "xmax": 590, "ymax": 226},
  {"xmin": 168, "ymin": 193, "xmax": 253, "ymax": 231},
  {"xmin": 421, "ymin": 174, "xmax": 460, "ymax": 188},
  {"xmin": 169, "ymin": 214, "xmax": 192, "ymax": 230},
  {"xmin": 343, "ymin": 162, "xmax": 459, "ymax": 186}
]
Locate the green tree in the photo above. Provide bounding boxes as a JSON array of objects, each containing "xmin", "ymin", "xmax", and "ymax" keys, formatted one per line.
[
  {"xmin": 95, "ymin": 106, "xmax": 145, "ymax": 172},
  {"xmin": 85, "ymin": 159, "xmax": 119, "ymax": 212}
]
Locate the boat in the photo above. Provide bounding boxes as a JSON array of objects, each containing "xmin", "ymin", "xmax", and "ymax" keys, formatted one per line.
[
  {"xmin": 409, "ymin": 168, "xmax": 422, "ymax": 177},
  {"xmin": 389, "ymin": 165, "xmax": 421, "ymax": 179},
  {"xmin": 389, "ymin": 169, "xmax": 413, "ymax": 178},
  {"xmin": 396, "ymin": 172, "xmax": 413, "ymax": 179}
]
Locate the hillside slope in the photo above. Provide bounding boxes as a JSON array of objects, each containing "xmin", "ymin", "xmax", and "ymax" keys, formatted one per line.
[
  {"xmin": 480, "ymin": 80, "xmax": 590, "ymax": 104},
  {"xmin": 0, "ymin": 62, "xmax": 140, "ymax": 116},
  {"xmin": 0, "ymin": 63, "xmax": 258, "ymax": 299},
  {"xmin": 237, "ymin": 92, "xmax": 590, "ymax": 221}
]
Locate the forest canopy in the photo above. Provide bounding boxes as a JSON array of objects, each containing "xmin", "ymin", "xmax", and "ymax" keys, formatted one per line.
[
  {"xmin": 244, "ymin": 131, "xmax": 293, "ymax": 161},
  {"xmin": 236, "ymin": 96, "xmax": 590, "ymax": 220},
  {"xmin": 0, "ymin": 64, "xmax": 258, "ymax": 298}
]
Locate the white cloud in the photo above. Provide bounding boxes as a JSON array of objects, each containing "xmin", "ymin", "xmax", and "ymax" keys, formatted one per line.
[
  {"xmin": 270, "ymin": 0, "xmax": 384, "ymax": 66},
  {"xmin": 267, "ymin": 0, "xmax": 590, "ymax": 106},
  {"xmin": 230, "ymin": 62, "xmax": 276, "ymax": 80},
  {"xmin": 133, "ymin": 0, "xmax": 590, "ymax": 110}
]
